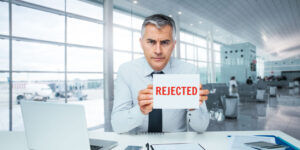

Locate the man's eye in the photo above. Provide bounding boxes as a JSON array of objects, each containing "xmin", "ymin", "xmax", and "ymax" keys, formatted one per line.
[
  {"xmin": 148, "ymin": 40, "xmax": 156, "ymax": 45},
  {"xmin": 161, "ymin": 41, "xmax": 170, "ymax": 45}
]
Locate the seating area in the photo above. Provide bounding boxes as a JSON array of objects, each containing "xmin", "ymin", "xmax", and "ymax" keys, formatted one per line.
[{"xmin": 204, "ymin": 80, "xmax": 300, "ymax": 121}]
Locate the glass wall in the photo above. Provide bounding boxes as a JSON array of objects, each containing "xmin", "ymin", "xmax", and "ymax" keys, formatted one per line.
[
  {"xmin": 214, "ymin": 43, "xmax": 221, "ymax": 82},
  {"xmin": 179, "ymin": 31, "xmax": 208, "ymax": 84},
  {"xmin": 0, "ymin": 73, "xmax": 9, "ymax": 130},
  {"xmin": 0, "ymin": 0, "xmax": 228, "ymax": 131},
  {"xmin": 112, "ymin": 10, "xmax": 144, "ymax": 73},
  {"xmin": 0, "ymin": 0, "xmax": 104, "ymax": 131}
]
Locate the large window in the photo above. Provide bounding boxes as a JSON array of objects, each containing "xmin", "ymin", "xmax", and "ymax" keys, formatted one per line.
[
  {"xmin": 12, "ymin": 5, "xmax": 64, "ymax": 42},
  {"xmin": 0, "ymin": 2, "xmax": 8, "ymax": 35},
  {"xmin": 112, "ymin": 10, "xmax": 144, "ymax": 73},
  {"xmin": 215, "ymin": 64, "xmax": 221, "ymax": 83},
  {"xmin": 179, "ymin": 31, "xmax": 208, "ymax": 83},
  {"xmin": 214, "ymin": 43, "xmax": 221, "ymax": 51},
  {"xmin": 12, "ymin": 73, "xmax": 64, "ymax": 130},
  {"xmin": 214, "ymin": 51, "xmax": 221, "ymax": 63},
  {"xmin": 68, "ymin": 18, "xmax": 103, "ymax": 47},
  {"xmin": 113, "ymin": 27, "xmax": 132, "ymax": 51},
  {"xmin": 0, "ymin": 39, "xmax": 8, "ymax": 71},
  {"xmin": 198, "ymin": 62, "xmax": 208, "ymax": 84},
  {"xmin": 0, "ymin": 0, "xmax": 104, "ymax": 131},
  {"xmin": 24, "ymin": 0, "xmax": 65, "ymax": 10},
  {"xmin": 67, "ymin": 0, "xmax": 103, "ymax": 20},
  {"xmin": 186, "ymin": 44, "xmax": 196, "ymax": 60},
  {"xmin": 198, "ymin": 48, "xmax": 207, "ymax": 62},
  {"xmin": 13, "ymin": 41, "xmax": 64, "ymax": 71},
  {"xmin": 0, "ymin": 73, "xmax": 9, "ymax": 130},
  {"xmin": 67, "ymin": 47, "xmax": 103, "ymax": 72}
]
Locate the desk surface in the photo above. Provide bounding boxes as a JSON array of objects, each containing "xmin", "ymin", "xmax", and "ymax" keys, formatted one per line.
[
  {"xmin": 1, "ymin": 130, "xmax": 300, "ymax": 150},
  {"xmin": 88, "ymin": 130, "xmax": 300, "ymax": 150}
]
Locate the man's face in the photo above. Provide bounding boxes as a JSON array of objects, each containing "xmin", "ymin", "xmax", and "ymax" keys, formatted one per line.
[{"xmin": 140, "ymin": 24, "xmax": 176, "ymax": 71}]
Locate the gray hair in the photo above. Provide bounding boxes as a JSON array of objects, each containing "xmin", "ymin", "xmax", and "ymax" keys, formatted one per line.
[{"xmin": 141, "ymin": 14, "xmax": 176, "ymax": 41}]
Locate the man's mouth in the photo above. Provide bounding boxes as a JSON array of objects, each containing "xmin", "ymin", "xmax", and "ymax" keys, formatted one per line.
[{"xmin": 152, "ymin": 57, "xmax": 165, "ymax": 61}]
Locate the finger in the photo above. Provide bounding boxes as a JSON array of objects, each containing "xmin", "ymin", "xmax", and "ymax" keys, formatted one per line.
[
  {"xmin": 144, "ymin": 103, "xmax": 153, "ymax": 111},
  {"xmin": 139, "ymin": 100, "xmax": 153, "ymax": 106},
  {"xmin": 199, "ymin": 89, "xmax": 209, "ymax": 95},
  {"xmin": 199, "ymin": 96, "xmax": 208, "ymax": 101},
  {"xmin": 140, "ymin": 89, "xmax": 153, "ymax": 94},
  {"xmin": 199, "ymin": 84, "xmax": 203, "ymax": 90},
  {"xmin": 199, "ymin": 101, "xmax": 203, "ymax": 105},
  {"xmin": 147, "ymin": 84, "xmax": 153, "ymax": 89},
  {"xmin": 138, "ymin": 94, "xmax": 153, "ymax": 101}
]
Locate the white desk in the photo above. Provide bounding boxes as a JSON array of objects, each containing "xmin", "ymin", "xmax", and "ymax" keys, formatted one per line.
[{"xmin": 1, "ymin": 130, "xmax": 300, "ymax": 150}]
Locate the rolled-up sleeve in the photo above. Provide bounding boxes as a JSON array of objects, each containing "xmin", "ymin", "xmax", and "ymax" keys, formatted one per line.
[
  {"xmin": 111, "ymin": 65, "xmax": 146, "ymax": 133},
  {"xmin": 187, "ymin": 101, "xmax": 210, "ymax": 132},
  {"xmin": 186, "ymin": 66, "xmax": 210, "ymax": 132}
]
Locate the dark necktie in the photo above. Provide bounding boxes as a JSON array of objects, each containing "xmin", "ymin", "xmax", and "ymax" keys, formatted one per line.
[{"xmin": 148, "ymin": 71, "xmax": 164, "ymax": 132}]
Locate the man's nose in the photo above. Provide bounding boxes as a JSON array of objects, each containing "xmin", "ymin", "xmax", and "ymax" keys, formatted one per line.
[{"xmin": 154, "ymin": 43, "xmax": 162, "ymax": 55}]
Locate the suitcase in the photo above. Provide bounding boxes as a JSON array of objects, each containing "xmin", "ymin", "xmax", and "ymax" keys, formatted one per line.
[
  {"xmin": 269, "ymin": 86, "xmax": 276, "ymax": 97},
  {"xmin": 224, "ymin": 95, "xmax": 238, "ymax": 118},
  {"xmin": 256, "ymin": 90, "xmax": 265, "ymax": 101}
]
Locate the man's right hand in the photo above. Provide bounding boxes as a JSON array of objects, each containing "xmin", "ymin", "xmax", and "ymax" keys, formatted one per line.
[{"xmin": 137, "ymin": 84, "xmax": 153, "ymax": 115}]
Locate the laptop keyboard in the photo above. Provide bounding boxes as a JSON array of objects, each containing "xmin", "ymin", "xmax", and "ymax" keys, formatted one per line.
[{"xmin": 90, "ymin": 145, "xmax": 103, "ymax": 150}]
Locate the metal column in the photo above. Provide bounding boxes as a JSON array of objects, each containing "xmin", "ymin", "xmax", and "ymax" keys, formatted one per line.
[
  {"xmin": 174, "ymin": 16, "xmax": 181, "ymax": 59},
  {"xmin": 64, "ymin": 0, "xmax": 68, "ymax": 103},
  {"xmin": 8, "ymin": 0, "xmax": 13, "ymax": 131},
  {"xmin": 210, "ymin": 28, "xmax": 216, "ymax": 83},
  {"xmin": 103, "ymin": 0, "xmax": 114, "ymax": 132}
]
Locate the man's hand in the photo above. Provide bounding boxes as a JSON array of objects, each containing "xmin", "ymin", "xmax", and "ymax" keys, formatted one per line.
[
  {"xmin": 199, "ymin": 84, "xmax": 209, "ymax": 105},
  {"xmin": 137, "ymin": 84, "xmax": 153, "ymax": 115},
  {"xmin": 189, "ymin": 84, "xmax": 209, "ymax": 111}
]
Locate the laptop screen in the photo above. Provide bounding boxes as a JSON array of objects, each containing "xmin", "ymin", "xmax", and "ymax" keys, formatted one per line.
[{"xmin": 21, "ymin": 101, "xmax": 91, "ymax": 150}]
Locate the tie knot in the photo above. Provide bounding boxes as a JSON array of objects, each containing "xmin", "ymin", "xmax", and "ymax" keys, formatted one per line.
[{"xmin": 150, "ymin": 71, "xmax": 164, "ymax": 78}]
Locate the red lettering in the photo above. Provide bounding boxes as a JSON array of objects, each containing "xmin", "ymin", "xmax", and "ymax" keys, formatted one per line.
[
  {"xmin": 162, "ymin": 87, "xmax": 166, "ymax": 95},
  {"xmin": 171, "ymin": 87, "xmax": 175, "ymax": 95},
  {"xmin": 156, "ymin": 86, "xmax": 198, "ymax": 96},
  {"xmin": 156, "ymin": 87, "xmax": 161, "ymax": 95},
  {"xmin": 192, "ymin": 87, "xmax": 197, "ymax": 95},
  {"xmin": 182, "ymin": 87, "xmax": 186, "ymax": 95},
  {"xmin": 176, "ymin": 87, "xmax": 181, "ymax": 95},
  {"xmin": 187, "ymin": 86, "xmax": 191, "ymax": 95}
]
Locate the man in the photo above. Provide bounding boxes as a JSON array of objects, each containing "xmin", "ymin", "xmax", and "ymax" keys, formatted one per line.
[
  {"xmin": 229, "ymin": 76, "xmax": 238, "ymax": 96},
  {"xmin": 111, "ymin": 14, "xmax": 210, "ymax": 133},
  {"xmin": 246, "ymin": 76, "xmax": 253, "ymax": 85}
]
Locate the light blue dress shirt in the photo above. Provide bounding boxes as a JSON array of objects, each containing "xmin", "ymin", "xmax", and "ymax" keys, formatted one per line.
[{"xmin": 111, "ymin": 57, "xmax": 210, "ymax": 133}]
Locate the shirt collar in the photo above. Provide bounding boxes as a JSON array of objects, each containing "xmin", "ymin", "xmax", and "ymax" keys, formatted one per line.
[{"xmin": 143, "ymin": 57, "xmax": 173, "ymax": 77}]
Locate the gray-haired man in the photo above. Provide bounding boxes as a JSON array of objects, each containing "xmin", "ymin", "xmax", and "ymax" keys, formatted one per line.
[{"xmin": 111, "ymin": 14, "xmax": 210, "ymax": 133}]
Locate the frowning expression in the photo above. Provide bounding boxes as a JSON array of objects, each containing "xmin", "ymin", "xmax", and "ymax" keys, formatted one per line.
[{"xmin": 140, "ymin": 24, "xmax": 176, "ymax": 71}]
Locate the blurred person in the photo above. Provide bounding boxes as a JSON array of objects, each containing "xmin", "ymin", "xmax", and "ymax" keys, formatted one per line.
[
  {"xmin": 229, "ymin": 76, "xmax": 238, "ymax": 96},
  {"xmin": 246, "ymin": 76, "xmax": 253, "ymax": 85}
]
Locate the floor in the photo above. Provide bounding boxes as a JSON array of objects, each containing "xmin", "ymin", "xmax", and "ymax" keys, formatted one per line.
[{"xmin": 207, "ymin": 87, "xmax": 300, "ymax": 140}]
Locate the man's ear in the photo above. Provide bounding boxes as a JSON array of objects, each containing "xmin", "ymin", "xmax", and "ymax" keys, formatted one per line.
[
  {"xmin": 139, "ymin": 37, "xmax": 142, "ymax": 46},
  {"xmin": 172, "ymin": 40, "xmax": 177, "ymax": 50},
  {"xmin": 139, "ymin": 37, "xmax": 144, "ymax": 51}
]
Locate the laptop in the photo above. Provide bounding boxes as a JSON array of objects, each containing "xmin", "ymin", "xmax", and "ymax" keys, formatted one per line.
[{"xmin": 21, "ymin": 101, "xmax": 118, "ymax": 150}]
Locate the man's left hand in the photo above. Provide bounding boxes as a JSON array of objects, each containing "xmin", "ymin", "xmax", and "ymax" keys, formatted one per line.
[
  {"xmin": 199, "ymin": 84, "xmax": 209, "ymax": 105},
  {"xmin": 189, "ymin": 84, "xmax": 209, "ymax": 111}
]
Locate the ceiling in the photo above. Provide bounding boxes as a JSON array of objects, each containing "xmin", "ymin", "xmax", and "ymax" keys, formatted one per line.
[{"xmin": 113, "ymin": 0, "xmax": 300, "ymax": 61}]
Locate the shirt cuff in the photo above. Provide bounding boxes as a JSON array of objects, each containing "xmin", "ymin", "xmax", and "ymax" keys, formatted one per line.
[{"xmin": 131, "ymin": 104, "xmax": 146, "ymax": 124}]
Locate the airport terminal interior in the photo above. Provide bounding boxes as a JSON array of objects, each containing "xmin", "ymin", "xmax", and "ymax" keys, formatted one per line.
[{"xmin": 0, "ymin": 0, "xmax": 300, "ymax": 141}]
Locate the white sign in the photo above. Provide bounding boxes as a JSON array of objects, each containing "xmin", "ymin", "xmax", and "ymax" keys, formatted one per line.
[{"xmin": 153, "ymin": 74, "xmax": 200, "ymax": 109}]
